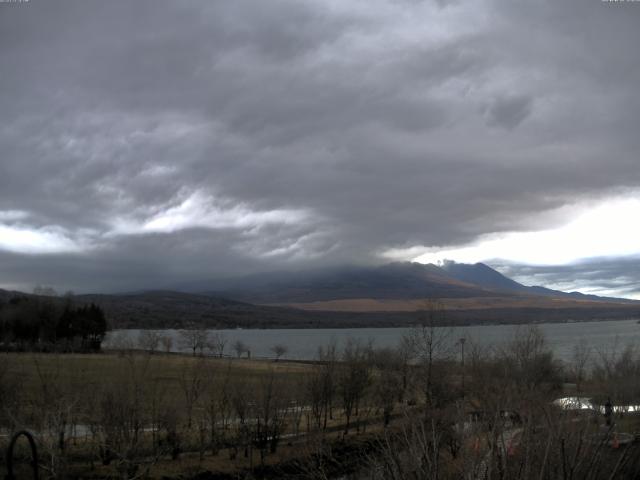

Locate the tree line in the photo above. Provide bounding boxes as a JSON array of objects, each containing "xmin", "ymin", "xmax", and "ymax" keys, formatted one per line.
[
  {"xmin": 129, "ymin": 328, "xmax": 288, "ymax": 361},
  {"xmin": 0, "ymin": 294, "xmax": 107, "ymax": 352}
]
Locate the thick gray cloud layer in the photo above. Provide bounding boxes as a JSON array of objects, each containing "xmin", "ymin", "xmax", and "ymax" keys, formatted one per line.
[{"xmin": 1, "ymin": 0, "xmax": 639, "ymax": 293}]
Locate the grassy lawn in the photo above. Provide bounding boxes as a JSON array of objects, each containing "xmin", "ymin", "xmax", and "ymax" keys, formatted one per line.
[{"xmin": 1, "ymin": 351, "xmax": 313, "ymax": 409}]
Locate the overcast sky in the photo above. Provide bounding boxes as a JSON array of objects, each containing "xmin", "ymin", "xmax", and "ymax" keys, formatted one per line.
[{"xmin": 1, "ymin": 0, "xmax": 639, "ymax": 297}]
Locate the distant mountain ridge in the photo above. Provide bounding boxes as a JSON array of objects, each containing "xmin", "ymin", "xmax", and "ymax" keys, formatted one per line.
[
  {"xmin": 201, "ymin": 262, "xmax": 499, "ymax": 303},
  {"xmin": 439, "ymin": 261, "xmax": 525, "ymax": 292},
  {"xmin": 439, "ymin": 261, "xmax": 636, "ymax": 304},
  {"xmin": 200, "ymin": 261, "xmax": 633, "ymax": 305},
  {"xmin": 2, "ymin": 262, "xmax": 638, "ymax": 329}
]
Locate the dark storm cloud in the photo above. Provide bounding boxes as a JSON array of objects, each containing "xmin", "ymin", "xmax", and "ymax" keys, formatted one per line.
[
  {"xmin": 485, "ymin": 95, "xmax": 533, "ymax": 129},
  {"xmin": 1, "ymin": 0, "xmax": 639, "ymax": 293}
]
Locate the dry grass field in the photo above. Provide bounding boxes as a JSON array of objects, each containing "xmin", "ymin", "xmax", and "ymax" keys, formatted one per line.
[{"xmin": 1, "ymin": 351, "xmax": 313, "ymax": 411}]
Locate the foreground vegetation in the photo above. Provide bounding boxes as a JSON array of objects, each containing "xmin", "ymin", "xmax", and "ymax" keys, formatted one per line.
[{"xmin": 2, "ymin": 322, "xmax": 640, "ymax": 479}]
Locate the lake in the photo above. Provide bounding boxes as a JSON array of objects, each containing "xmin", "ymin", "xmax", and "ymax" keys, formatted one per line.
[{"xmin": 105, "ymin": 318, "xmax": 640, "ymax": 363}]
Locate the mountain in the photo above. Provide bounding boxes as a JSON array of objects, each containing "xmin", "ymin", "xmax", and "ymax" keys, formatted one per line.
[
  {"xmin": 81, "ymin": 289, "xmax": 640, "ymax": 328},
  {"xmin": 2, "ymin": 262, "xmax": 638, "ymax": 329},
  {"xmin": 439, "ymin": 261, "xmax": 636, "ymax": 304},
  {"xmin": 5, "ymin": 285, "xmax": 639, "ymax": 331},
  {"xmin": 0, "ymin": 288, "xmax": 401, "ymax": 329},
  {"xmin": 202, "ymin": 261, "xmax": 633, "ymax": 305},
  {"xmin": 75, "ymin": 290, "xmax": 320, "ymax": 329},
  {"xmin": 203, "ymin": 263, "xmax": 502, "ymax": 303},
  {"xmin": 439, "ymin": 261, "xmax": 527, "ymax": 293}
]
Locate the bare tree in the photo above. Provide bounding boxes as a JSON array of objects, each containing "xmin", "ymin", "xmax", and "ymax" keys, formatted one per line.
[
  {"xmin": 305, "ymin": 343, "xmax": 339, "ymax": 433},
  {"xmin": 371, "ymin": 349, "xmax": 403, "ymax": 427},
  {"xmin": 137, "ymin": 330, "xmax": 160, "ymax": 354},
  {"xmin": 593, "ymin": 341, "xmax": 640, "ymax": 409},
  {"xmin": 395, "ymin": 335, "xmax": 414, "ymax": 403},
  {"xmin": 107, "ymin": 331, "xmax": 136, "ymax": 353},
  {"xmin": 159, "ymin": 334, "xmax": 173, "ymax": 354},
  {"xmin": 306, "ymin": 367, "xmax": 326, "ymax": 432},
  {"xmin": 0, "ymin": 357, "xmax": 21, "ymax": 435},
  {"xmin": 178, "ymin": 358, "xmax": 206, "ymax": 429},
  {"xmin": 92, "ymin": 353, "xmax": 164, "ymax": 479},
  {"xmin": 571, "ymin": 337, "xmax": 592, "ymax": 396},
  {"xmin": 254, "ymin": 369, "xmax": 290, "ymax": 466},
  {"xmin": 499, "ymin": 325, "xmax": 560, "ymax": 395},
  {"xmin": 179, "ymin": 328, "xmax": 209, "ymax": 356},
  {"xmin": 406, "ymin": 299, "xmax": 453, "ymax": 407},
  {"xmin": 233, "ymin": 340, "xmax": 248, "ymax": 358},
  {"xmin": 368, "ymin": 416, "xmax": 449, "ymax": 480},
  {"xmin": 201, "ymin": 361, "xmax": 233, "ymax": 456},
  {"xmin": 30, "ymin": 354, "xmax": 80, "ymax": 479},
  {"xmin": 207, "ymin": 332, "xmax": 227, "ymax": 358},
  {"xmin": 338, "ymin": 339, "xmax": 372, "ymax": 435},
  {"xmin": 270, "ymin": 343, "xmax": 288, "ymax": 361},
  {"xmin": 317, "ymin": 342, "xmax": 338, "ymax": 430},
  {"xmin": 229, "ymin": 374, "xmax": 253, "ymax": 463},
  {"xmin": 147, "ymin": 376, "xmax": 169, "ymax": 457}
]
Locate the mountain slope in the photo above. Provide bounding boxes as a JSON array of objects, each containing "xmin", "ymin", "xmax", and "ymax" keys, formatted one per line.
[
  {"xmin": 201, "ymin": 261, "xmax": 633, "ymax": 306},
  {"xmin": 204, "ymin": 263, "xmax": 502, "ymax": 303},
  {"xmin": 76, "ymin": 291, "xmax": 311, "ymax": 329},
  {"xmin": 440, "ymin": 261, "xmax": 636, "ymax": 304},
  {"xmin": 439, "ymin": 261, "xmax": 527, "ymax": 293}
]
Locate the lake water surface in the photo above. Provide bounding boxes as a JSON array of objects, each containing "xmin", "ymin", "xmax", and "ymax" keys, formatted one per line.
[{"xmin": 105, "ymin": 318, "xmax": 640, "ymax": 363}]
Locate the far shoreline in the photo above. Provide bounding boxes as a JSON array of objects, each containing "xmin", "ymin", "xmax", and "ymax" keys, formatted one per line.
[{"xmin": 110, "ymin": 313, "xmax": 640, "ymax": 331}]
